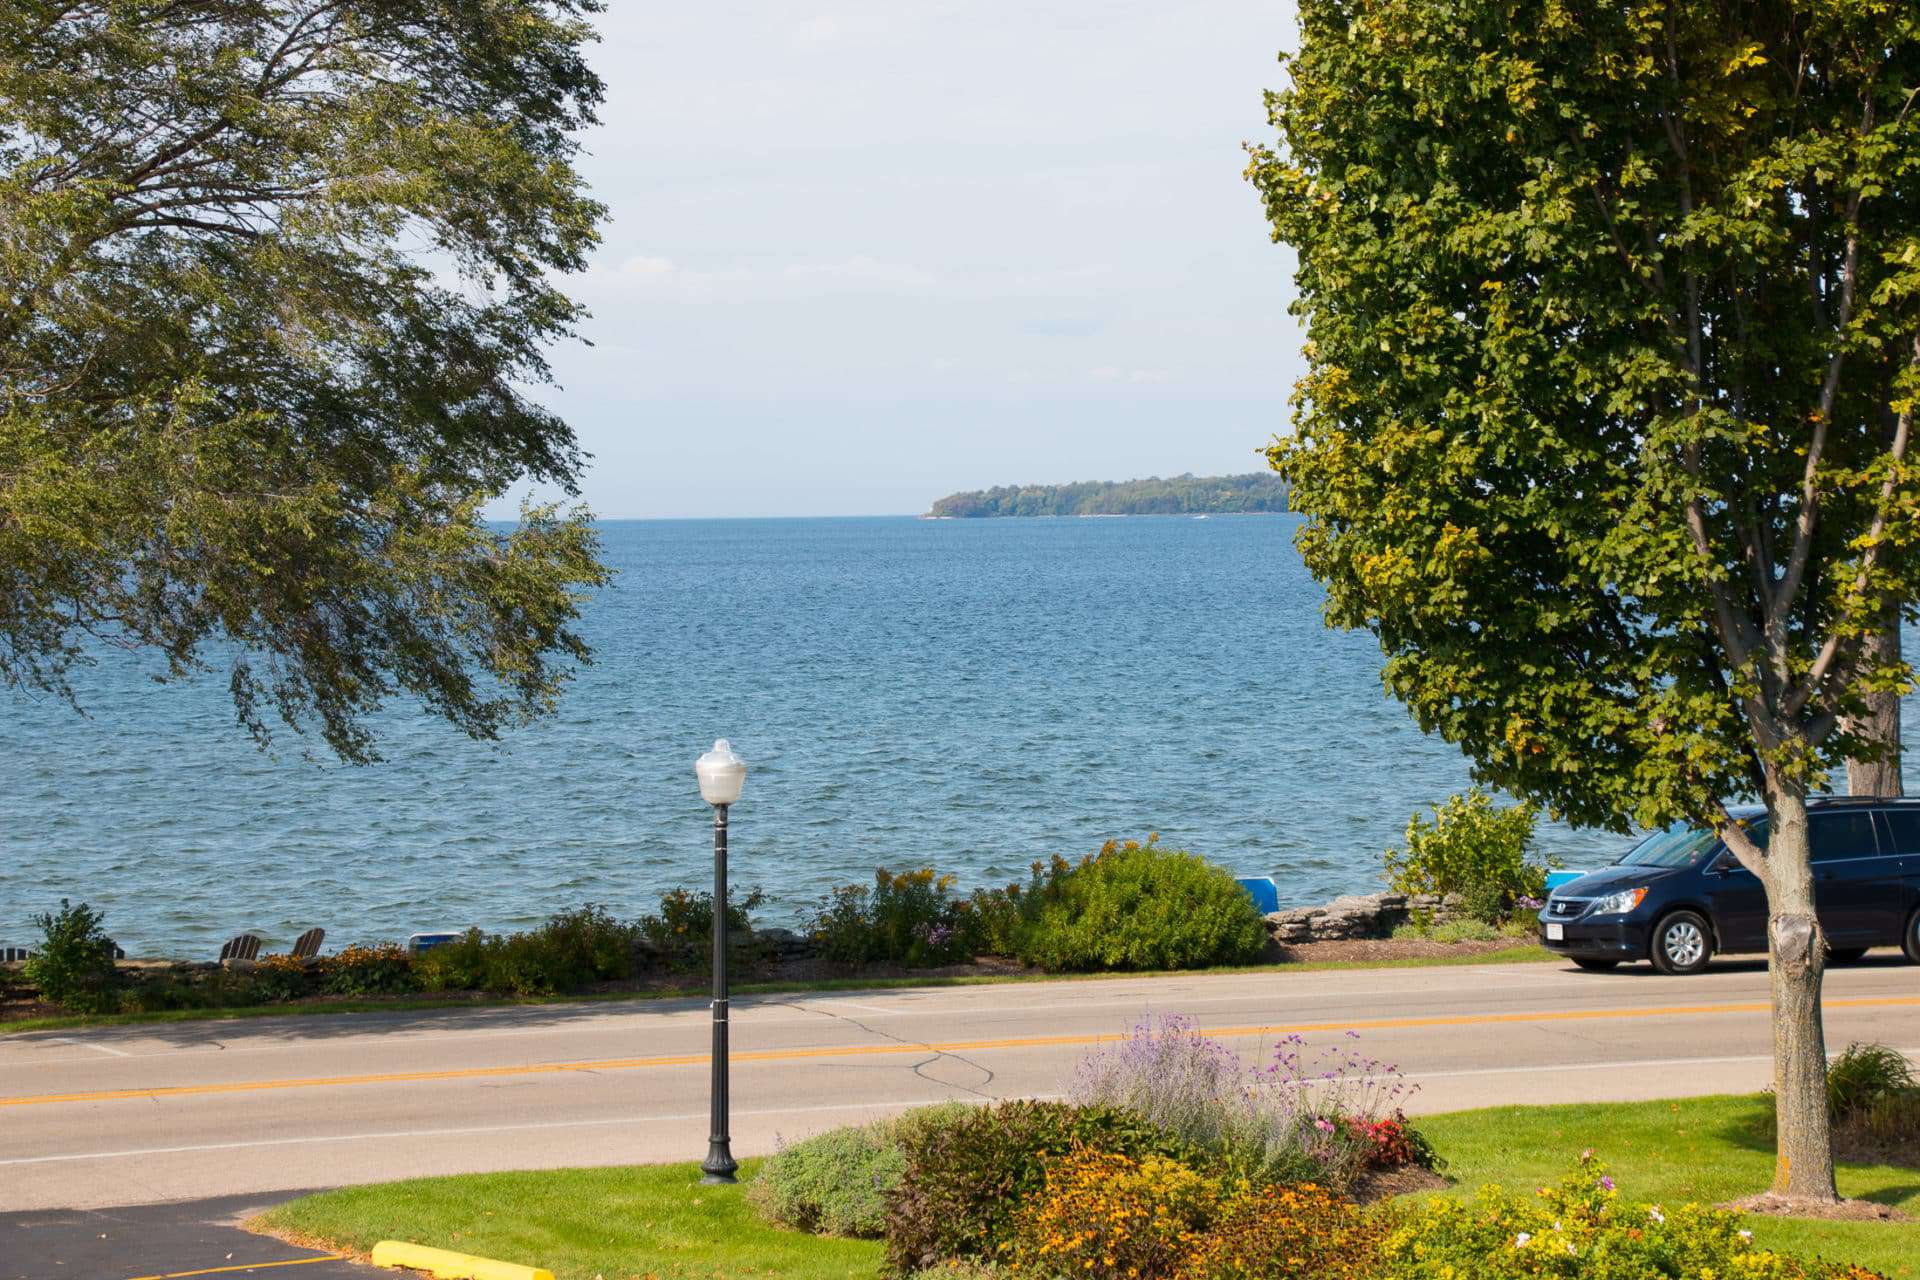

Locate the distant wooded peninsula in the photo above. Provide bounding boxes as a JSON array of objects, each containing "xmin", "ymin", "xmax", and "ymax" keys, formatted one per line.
[{"xmin": 926, "ymin": 472, "xmax": 1289, "ymax": 518}]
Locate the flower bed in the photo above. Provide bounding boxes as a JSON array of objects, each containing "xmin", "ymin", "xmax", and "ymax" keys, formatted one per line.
[{"xmin": 747, "ymin": 1023, "xmax": 1890, "ymax": 1280}]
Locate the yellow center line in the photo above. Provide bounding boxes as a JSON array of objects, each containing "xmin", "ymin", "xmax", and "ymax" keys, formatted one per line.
[
  {"xmin": 11, "ymin": 995, "xmax": 1918, "ymax": 1110},
  {"xmin": 126, "ymin": 1256, "xmax": 345, "ymax": 1280}
]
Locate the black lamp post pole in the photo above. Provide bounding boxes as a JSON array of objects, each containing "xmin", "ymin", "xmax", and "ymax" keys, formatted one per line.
[{"xmin": 701, "ymin": 801, "xmax": 738, "ymax": 1184}]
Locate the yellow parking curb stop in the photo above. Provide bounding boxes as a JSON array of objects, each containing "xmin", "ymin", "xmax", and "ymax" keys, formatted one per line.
[{"xmin": 369, "ymin": 1241, "xmax": 553, "ymax": 1280}]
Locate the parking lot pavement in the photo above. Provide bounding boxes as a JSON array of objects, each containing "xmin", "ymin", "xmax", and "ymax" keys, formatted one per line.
[{"xmin": 0, "ymin": 1193, "xmax": 380, "ymax": 1280}]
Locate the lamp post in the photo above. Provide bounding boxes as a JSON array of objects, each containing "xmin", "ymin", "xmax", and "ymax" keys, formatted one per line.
[{"xmin": 694, "ymin": 738, "xmax": 746, "ymax": 1185}]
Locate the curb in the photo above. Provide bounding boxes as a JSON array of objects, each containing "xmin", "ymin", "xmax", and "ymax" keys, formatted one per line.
[{"xmin": 370, "ymin": 1240, "xmax": 554, "ymax": 1280}]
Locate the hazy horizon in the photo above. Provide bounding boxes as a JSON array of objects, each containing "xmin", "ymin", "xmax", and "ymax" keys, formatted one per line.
[{"xmin": 489, "ymin": 1, "xmax": 1305, "ymax": 521}]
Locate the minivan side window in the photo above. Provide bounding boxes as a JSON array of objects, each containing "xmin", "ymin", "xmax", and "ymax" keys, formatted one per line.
[
  {"xmin": 1879, "ymin": 810, "xmax": 1920, "ymax": 856},
  {"xmin": 1809, "ymin": 811, "xmax": 1880, "ymax": 862}
]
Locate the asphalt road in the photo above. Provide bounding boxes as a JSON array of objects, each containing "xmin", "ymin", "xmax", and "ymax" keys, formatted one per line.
[
  {"xmin": 0, "ymin": 1194, "xmax": 381, "ymax": 1280},
  {"xmin": 3, "ymin": 954, "xmax": 1918, "ymax": 1222}
]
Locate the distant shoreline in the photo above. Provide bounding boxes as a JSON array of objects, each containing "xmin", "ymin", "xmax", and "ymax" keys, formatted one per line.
[
  {"xmin": 919, "ymin": 510, "xmax": 1287, "ymax": 520},
  {"xmin": 927, "ymin": 472, "xmax": 1290, "ymax": 518}
]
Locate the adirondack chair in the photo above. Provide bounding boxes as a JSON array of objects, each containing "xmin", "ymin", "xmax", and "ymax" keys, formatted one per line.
[
  {"xmin": 218, "ymin": 933, "xmax": 263, "ymax": 963},
  {"xmin": 1, "ymin": 947, "xmax": 32, "ymax": 962},
  {"xmin": 290, "ymin": 928, "xmax": 325, "ymax": 961}
]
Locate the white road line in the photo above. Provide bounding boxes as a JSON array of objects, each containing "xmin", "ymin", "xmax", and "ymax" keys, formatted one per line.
[
  {"xmin": 1402, "ymin": 1046, "xmax": 1920, "ymax": 1084},
  {"xmin": 803, "ymin": 1000, "xmax": 908, "ymax": 1017},
  {"xmin": 0, "ymin": 1097, "xmax": 1016, "ymax": 1167},
  {"xmin": 46, "ymin": 1037, "xmax": 130, "ymax": 1058}
]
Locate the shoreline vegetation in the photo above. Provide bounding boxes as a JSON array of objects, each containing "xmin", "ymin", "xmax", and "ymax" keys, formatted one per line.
[
  {"xmin": 5, "ymin": 811, "xmax": 1562, "ymax": 1031},
  {"xmin": 0, "ymin": 941, "xmax": 1552, "ymax": 1035},
  {"xmin": 925, "ymin": 472, "xmax": 1289, "ymax": 518}
]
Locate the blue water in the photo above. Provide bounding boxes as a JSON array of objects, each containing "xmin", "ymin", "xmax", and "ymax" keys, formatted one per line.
[{"xmin": 5, "ymin": 515, "xmax": 1914, "ymax": 957}]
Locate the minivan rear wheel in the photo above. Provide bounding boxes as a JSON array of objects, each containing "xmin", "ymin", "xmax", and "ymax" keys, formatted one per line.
[{"xmin": 1650, "ymin": 910, "xmax": 1714, "ymax": 976}]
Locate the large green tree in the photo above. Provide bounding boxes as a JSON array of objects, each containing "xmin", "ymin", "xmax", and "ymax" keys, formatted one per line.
[
  {"xmin": 1, "ymin": 2, "xmax": 612, "ymax": 763},
  {"xmin": 1252, "ymin": 0, "xmax": 1920, "ymax": 1202}
]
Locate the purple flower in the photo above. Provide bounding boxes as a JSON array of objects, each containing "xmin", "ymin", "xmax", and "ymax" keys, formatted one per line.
[{"xmin": 1599, "ymin": 1176, "xmax": 1615, "ymax": 1192}]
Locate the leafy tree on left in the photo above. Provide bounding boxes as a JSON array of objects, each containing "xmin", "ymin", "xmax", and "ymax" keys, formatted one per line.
[{"xmin": 0, "ymin": 2, "xmax": 614, "ymax": 762}]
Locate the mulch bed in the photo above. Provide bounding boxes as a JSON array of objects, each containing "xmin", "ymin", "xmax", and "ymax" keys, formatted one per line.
[
  {"xmin": 1725, "ymin": 1193, "xmax": 1910, "ymax": 1222},
  {"xmin": 1351, "ymin": 1164, "xmax": 1450, "ymax": 1203}
]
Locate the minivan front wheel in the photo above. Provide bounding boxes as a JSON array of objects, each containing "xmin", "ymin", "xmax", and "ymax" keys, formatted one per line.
[
  {"xmin": 1904, "ymin": 908, "xmax": 1920, "ymax": 965},
  {"xmin": 1650, "ymin": 911, "xmax": 1714, "ymax": 976}
]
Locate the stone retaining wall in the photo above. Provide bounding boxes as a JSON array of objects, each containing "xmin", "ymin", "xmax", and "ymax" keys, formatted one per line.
[{"xmin": 1262, "ymin": 892, "xmax": 1467, "ymax": 945}]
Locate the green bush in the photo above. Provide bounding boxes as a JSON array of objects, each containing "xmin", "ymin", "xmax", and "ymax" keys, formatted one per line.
[
  {"xmin": 320, "ymin": 943, "xmax": 416, "ymax": 996},
  {"xmin": 807, "ymin": 870, "xmax": 974, "ymax": 967},
  {"xmin": 751, "ymin": 1104, "xmax": 969, "ymax": 1237},
  {"xmin": 1823, "ymin": 1043, "xmax": 1920, "ymax": 1160},
  {"xmin": 24, "ymin": 900, "xmax": 121, "ymax": 1014},
  {"xmin": 882, "ymin": 1100, "xmax": 1196, "ymax": 1275},
  {"xmin": 1378, "ymin": 1153, "xmax": 1883, "ymax": 1280},
  {"xmin": 964, "ymin": 857, "xmax": 1074, "ymax": 957},
  {"xmin": 1384, "ymin": 789, "xmax": 1550, "ymax": 925},
  {"xmin": 411, "ymin": 929, "xmax": 493, "ymax": 993},
  {"xmin": 1016, "ymin": 838, "xmax": 1266, "ymax": 972},
  {"xmin": 250, "ymin": 954, "xmax": 316, "ymax": 1003},
  {"xmin": 637, "ymin": 886, "xmax": 763, "ymax": 971},
  {"xmin": 416, "ymin": 903, "xmax": 660, "ymax": 996},
  {"xmin": 1826, "ymin": 1042, "xmax": 1915, "ymax": 1120}
]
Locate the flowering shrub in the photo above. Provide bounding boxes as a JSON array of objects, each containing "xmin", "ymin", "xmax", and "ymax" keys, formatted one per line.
[
  {"xmin": 250, "ymin": 953, "xmax": 314, "ymax": 1003},
  {"xmin": 882, "ymin": 1101, "xmax": 1197, "ymax": 1275},
  {"xmin": 808, "ymin": 869, "xmax": 973, "ymax": 967},
  {"xmin": 1178, "ymin": 1182, "xmax": 1385, "ymax": 1280},
  {"xmin": 1384, "ymin": 788, "xmax": 1551, "ymax": 924},
  {"xmin": 1017, "ymin": 838, "xmax": 1267, "ymax": 972},
  {"xmin": 1070, "ymin": 1015, "xmax": 1428, "ymax": 1189},
  {"xmin": 320, "ymin": 943, "xmax": 414, "ymax": 995},
  {"xmin": 966, "ymin": 856, "xmax": 1075, "ymax": 957},
  {"xmin": 637, "ymin": 887, "xmax": 763, "ymax": 970},
  {"xmin": 1005, "ymin": 1149, "xmax": 1225, "ymax": 1279},
  {"xmin": 1340, "ymin": 1113, "xmax": 1440, "ymax": 1172},
  {"xmin": 1377, "ymin": 1153, "xmax": 1886, "ymax": 1280}
]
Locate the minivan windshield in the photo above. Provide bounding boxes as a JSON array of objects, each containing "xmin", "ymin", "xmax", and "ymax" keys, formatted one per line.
[{"xmin": 1615, "ymin": 822, "xmax": 1719, "ymax": 868}]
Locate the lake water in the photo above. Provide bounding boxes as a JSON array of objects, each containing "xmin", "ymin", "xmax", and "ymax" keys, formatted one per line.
[{"xmin": 6, "ymin": 515, "xmax": 1916, "ymax": 957}]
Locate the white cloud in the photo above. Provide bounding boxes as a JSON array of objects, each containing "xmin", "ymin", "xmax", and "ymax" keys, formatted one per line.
[
  {"xmin": 621, "ymin": 255, "xmax": 679, "ymax": 277},
  {"xmin": 781, "ymin": 255, "xmax": 936, "ymax": 290}
]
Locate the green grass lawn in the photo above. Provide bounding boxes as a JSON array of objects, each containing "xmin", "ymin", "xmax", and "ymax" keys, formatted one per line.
[
  {"xmin": 1, "ymin": 943, "xmax": 1551, "ymax": 1035},
  {"xmin": 254, "ymin": 1094, "xmax": 1917, "ymax": 1280},
  {"xmin": 256, "ymin": 1159, "xmax": 881, "ymax": 1280},
  {"xmin": 1419, "ymin": 1094, "xmax": 1920, "ymax": 1280}
]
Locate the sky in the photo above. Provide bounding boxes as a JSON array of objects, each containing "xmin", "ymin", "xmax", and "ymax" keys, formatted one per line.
[{"xmin": 505, "ymin": 1, "xmax": 1306, "ymax": 519}]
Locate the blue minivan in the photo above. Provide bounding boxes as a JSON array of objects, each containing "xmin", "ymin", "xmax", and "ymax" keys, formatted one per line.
[{"xmin": 1539, "ymin": 797, "xmax": 1920, "ymax": 974}]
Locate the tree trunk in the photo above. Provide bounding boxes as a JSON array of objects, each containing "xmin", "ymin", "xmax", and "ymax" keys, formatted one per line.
[
  {"xmin": 1758, "ymin": 787, "xmax": 1839, "ymax": 1201},
  {"xmin": 1843, "ymin": 617, "xmax": 1903, "ymax": 797}
]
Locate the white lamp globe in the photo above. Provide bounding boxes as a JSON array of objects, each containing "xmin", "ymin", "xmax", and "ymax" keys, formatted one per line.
[{"xmin": 695, "ymin": 739, "xmax": 747, "ymax": 806}]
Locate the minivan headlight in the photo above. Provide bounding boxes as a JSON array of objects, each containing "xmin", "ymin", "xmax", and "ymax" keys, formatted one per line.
[{"xmin": 1592, "ymin": 887, "xmax": 1648, "ymax": 915}]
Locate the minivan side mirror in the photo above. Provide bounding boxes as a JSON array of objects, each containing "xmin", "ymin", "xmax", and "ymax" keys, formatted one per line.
[{"xmin": 1707, "ymin": 849, "xmax": 1742, "ymax": 874}]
